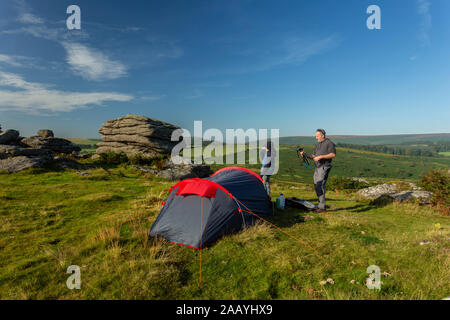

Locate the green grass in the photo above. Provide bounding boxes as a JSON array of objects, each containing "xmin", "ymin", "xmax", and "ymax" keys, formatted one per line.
[
  {"xmin": 439, "ymin": 152, "xmax": 450, "ymax": 157},
  {"xmin": 0, "ymin": 152, "xmax": 449, "ymax": 299}
]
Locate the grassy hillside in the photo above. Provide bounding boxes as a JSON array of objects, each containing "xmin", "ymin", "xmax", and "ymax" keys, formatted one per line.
[
  {"xmin": 212, "ymin": 145, "xmax": 450, "ymax": 183},
  {"xmin": 67, "ymin": 138, "xmax": 101, "ymax": 146},
  {"xmin": 280, "ymin": 133, "xmax": 450, "ymax": 145},
  {"xmin": 66, "ymin": 134, "xmax": 450, "ymax": 148},
  {"xmin": 0, "ymin": 151, "xmax": 449, "ymax": 299},
  {"xmin": 67, "ymin": 138, "xmax": 101, "ymax": 154}
]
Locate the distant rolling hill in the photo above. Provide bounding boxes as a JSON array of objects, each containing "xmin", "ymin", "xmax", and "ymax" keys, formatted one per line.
[
  {"xmin": 280, "ymin": 133, "xmax": 450, "ymax": 145},
  {"xmin": 67, "ymin": 138, "xmax": 101, "ymax": 145}
]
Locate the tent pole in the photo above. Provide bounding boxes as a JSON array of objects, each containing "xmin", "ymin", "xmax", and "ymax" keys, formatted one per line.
[{"xmin": 198, "ymin": 197, "xmax": 204, "ymax": 288}]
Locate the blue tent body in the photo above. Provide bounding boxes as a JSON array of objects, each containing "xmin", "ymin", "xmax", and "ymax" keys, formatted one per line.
[{"xmin": 149, "ymin": 167, "xmax": 271, "ymax": 248}]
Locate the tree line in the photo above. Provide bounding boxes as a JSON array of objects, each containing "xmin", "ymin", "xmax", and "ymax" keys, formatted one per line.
[{"xmin": 336, "ymin": 141, "xmax": 450, "ymax": 157}]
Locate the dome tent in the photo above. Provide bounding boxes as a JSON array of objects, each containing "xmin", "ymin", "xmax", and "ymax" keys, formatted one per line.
[{"xmin": 149, "ymin": 167, "xmax": 271, "ymax": 248}]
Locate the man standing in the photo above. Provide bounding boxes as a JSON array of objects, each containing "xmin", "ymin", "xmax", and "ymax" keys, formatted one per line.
[{"xmin": 301, "ymin": 129, "xmax": 336, "ymax": 213}]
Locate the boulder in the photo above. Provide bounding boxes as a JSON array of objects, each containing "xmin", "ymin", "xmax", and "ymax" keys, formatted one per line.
[
  {"xmin": 0, "ymin": 127, "xmax": 83, "ymax": 172},
  {"xmin": 0, "ymin": 155, "xmax": 52, "ymax": 173},
  {"xmin": 351, "ymin": 177, "xmax": 370, "ymax": 185},
  {"xmin": 0, "ymin": 129, "xmax": 20, "ymax": 144},
  {"xmin": 391, "ymin": 191, "xmax": 432, "ymax": 204},
  {"xmin": 356, "ymin": 183, "xmax": 398, "ymax": 199},
  {"xmin": 37, "ymin": 129, "xmax": 54, "ymax": 138},
  {"xmin": 100, "ymin": 134, "xmax": 175, "ymax": 152},
  {"xmin": 357, "ymin": 183, "xmax": 433, "ymax": 204},
  {"xmin": 96, "ymin": 114, "xmax": 180, "ymax": 159},
  {"xmin": 132, "ymin": 159, "xmax": 212, "ymax": 181},
  {"xmin": 156, "ymin": 164, "xmax": 212, "ymax": 181},
  {"xmin": 55, "ymin": 158, "xmax": 98, "ymax": 170},
  {"xmin": 96, "ymin": 144, "xmax": 162, "ymax": 159},
  {"xmin": 0, "ymin": 145, "xmax": 54, "ymax": 160},
  {"xmin": 21, "ymin": 136, "xmax": 81, "ymax": 154}
]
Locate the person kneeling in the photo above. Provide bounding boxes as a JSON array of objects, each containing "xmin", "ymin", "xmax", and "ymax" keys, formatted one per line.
[{"xmin": 260, "ymin": 140, "xmax": 276, "ymax": 197}]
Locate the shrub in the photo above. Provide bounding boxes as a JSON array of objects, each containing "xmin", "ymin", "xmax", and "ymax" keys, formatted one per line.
[
  {"xmin": 128, "ymin": 153, "xmax": 152, "ymax": 166},
  {"xmin": 96, "ymin": 152, "xmax": 167, "ymax": 168},
  {"xmin": 386, "ymin": 180, "xmax": 412, "ymax": 191},
  {"xmin": 418, "ymin": 169, "xmax": 449, "ymax": 214},
  {"xmin": 327, "ymin": 177, "xmax": 368, "ymax": 191},
  {"xmin": 98, "ymin": 152, "xmax": 129, "ymax": 165},
  {"xmin": 154, "ymin": 154, "xmax": 167, "ymax": 170}
]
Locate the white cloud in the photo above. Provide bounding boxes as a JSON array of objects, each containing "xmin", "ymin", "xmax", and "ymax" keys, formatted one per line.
[
  {"xmin": 3, "ymin": 3, "xmax": 127, "ymax": 81},
  {"xmin": 0, "ymin": 54, "xmax": 25, "ymax": 67},
  {"xmin": 0, "ymin": 53, "xmax": 44, "ymax": 69},
  {"xmin": 1, "ymin": 23, "xmax": 62, "ymax": 42},
  {"xmin": 146, "ymin": 37, "xmax": 184, "ymax": 60},
  {"xmin": 220, "ymin": 34, "xmax": 341, "ymax": 74},
  {"xmin": 274, "ymin": 35, "xmax": 341, "ymax": 67},
  {"xmin": 18, "ymin": 13, "xmax": 43, "ymax": 24},
  {"xmin": 417, "ymin": 0, "xmax": 432, "ymax": 46},
  {"xmin": 4, "ymin": 1, "xmax": 182, "ymax": 82},
  {"xmin": 140, "ymin": 95, "xmax": 166, "ymax": 101},
  {"xmin": 0, "ymin": 71, "xmax": 133, "ymax": 114},
  {"xmin": 0, "ymin": 71, "xmax": 45, "ymax": 90},
  {"xmin": 62, "ymin": 42, "xmax": 128, "ymax": 81}
]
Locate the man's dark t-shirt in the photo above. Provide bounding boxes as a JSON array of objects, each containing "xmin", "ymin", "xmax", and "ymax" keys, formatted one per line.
[{"xmin": 312, "ymin": 138, "xmax": 336, "ymax": 168}]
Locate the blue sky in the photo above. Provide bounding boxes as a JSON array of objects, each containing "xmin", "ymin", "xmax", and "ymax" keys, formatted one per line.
[{"xmin": 0, "ymin": 0, "xmax": 449, "ymax": 138}]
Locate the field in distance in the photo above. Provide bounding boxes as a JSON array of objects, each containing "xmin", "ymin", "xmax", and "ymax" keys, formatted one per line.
[
  {"xmin": 280, "ymin": 133, "xmax": 450, "ymax": 146},
  {"xmin": 211, "ymin": 145, "xmax": 450, "ymax": 182}
]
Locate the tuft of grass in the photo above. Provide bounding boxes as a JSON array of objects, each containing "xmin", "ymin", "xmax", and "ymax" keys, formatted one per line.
[
  {"xmin": 79, "ymin": 193, "xmax": 123, "ymax": 202},
  {"xmin": 96, "ymin": 226, "xmax": 121, "ymax": 245},
  {"xmin": 0, "ymin": 190, "xmax": 13, "ymax": 200}
]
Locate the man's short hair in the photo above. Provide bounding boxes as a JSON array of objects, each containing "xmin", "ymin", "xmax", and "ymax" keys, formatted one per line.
[{"xmin": 316, "ymin": 129, "xmax": 326, "ymax": 136}]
